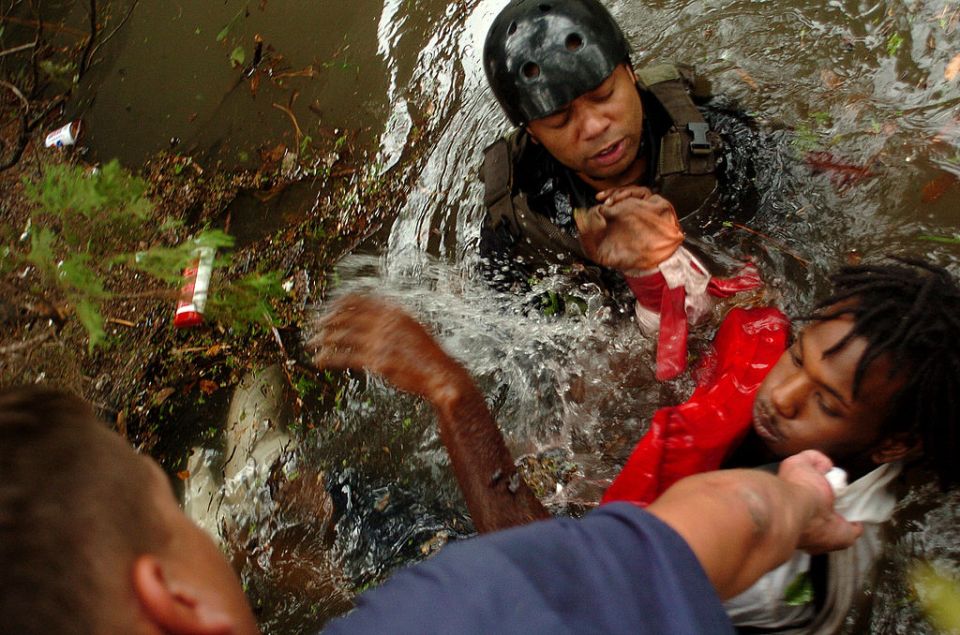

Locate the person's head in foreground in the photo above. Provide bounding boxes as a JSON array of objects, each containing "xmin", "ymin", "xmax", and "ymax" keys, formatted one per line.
[
  {"xmin": 749, "ymin": 257, "xmax": 960, "ymax": 486},
  {"xmin": 483, "ymin": 0, "xmax": 646, "ymax": 188},
  {"xmin": 0, "ymin": 387, "xmax": 259, "ymax": 635}
]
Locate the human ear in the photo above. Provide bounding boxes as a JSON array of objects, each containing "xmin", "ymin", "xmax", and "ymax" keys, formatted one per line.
[
  {"xmin": 870, "ymin": 432, "xmax": 921, "ymax": 465},
  {"xmin": 133, "ymin": 555, "xmax": 234, "ymax": 635}
]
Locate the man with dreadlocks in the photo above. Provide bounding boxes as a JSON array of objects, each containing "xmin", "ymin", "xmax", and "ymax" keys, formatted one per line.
[
  {"xmin": 601, "ymin": 256, "xmax": 960, "ymax": 631},
  {"xmin": 311, "ymin": 257, "xmax": 960, "ymax": 632}
]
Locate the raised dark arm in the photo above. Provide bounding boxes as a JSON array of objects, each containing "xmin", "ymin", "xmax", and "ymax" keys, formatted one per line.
[{"xmin": 310, "ymin": 294, "xmax": 550, "ymax": 533}]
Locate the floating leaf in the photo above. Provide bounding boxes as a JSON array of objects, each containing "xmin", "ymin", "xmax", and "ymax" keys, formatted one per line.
[
  {"xmin": 918, "ymin": 234, "xmax": 960, "ymax": 244},
  {"xmin": 947, "ymin": 53, "xmax": 960, "ymax": 81},
  {"xmin": 199, "ymin": 379, "xmax": 219, "ymax": 395},
  {"xmin": 230, "ymin": 45, "xmax": 246, "ymax": 67},
  {"xmin": 735, "ymin": 67, "xmax": 759, "ymax": 90},
  {"xmin": 887, "ymin": 32, "xmax": 904, "ymax": 56},
  {"xmin": 820, "ymin": 68, "xmax": 844, "ymax": 90},
  {"xmin": 911, "ymin": 563, "xmax": 960, "ymax": 632},
  {"xmin": 804, "ymin": 151, "xmax": 877, "ymax": 190},
  {"xmin": 921, "ymin": 172, "xmax": 958, "ymax": 203}
]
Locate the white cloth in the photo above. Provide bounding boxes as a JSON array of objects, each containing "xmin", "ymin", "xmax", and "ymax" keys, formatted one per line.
[
  {"xmin": 632, "ymin": 246, "xmax": 715, "ymax": 335},
  {"xmin": 724, "ymin": 461, "xmax": 903, "ymax": 630}
]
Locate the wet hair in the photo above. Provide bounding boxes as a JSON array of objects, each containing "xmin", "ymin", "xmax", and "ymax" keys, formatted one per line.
[
  {"xmin": 811, "ymin": 257, "xmax": 960, "ymax": 487},
  {"xmin": 0, "ymin": 386, "xmax": 169, "ymax": 634}
]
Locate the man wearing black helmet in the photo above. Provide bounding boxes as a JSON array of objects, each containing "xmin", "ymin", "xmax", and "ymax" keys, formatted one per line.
[
  {"xmin": 480, "ymin": 0, "xmax": 725, "ymax": 271},
  {"xmin": 480, "ymin": 0, "xmax": 761, "ymax": 380}
]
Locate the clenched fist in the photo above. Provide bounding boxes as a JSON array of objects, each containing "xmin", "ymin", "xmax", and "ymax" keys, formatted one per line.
[{"xmin": 575, "ymin": 185, "xmax": 685, "ymax": 274}]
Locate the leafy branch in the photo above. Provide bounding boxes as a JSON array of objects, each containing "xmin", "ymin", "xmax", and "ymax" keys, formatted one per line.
[{"xmin": 16, "ymin": 159, "xmax": 283, "ymax": 349}]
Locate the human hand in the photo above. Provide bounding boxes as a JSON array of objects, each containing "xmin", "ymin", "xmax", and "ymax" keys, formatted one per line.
[
  {"xmin": 575, "ymin": 188, "xmax": 684, "ymax": 274},
  {"xmin": 309, "ymin": 294, "xmax": 471, "ymax": 409},
  {"xmin": 595, "ymin": 184, "xmax": 655, "ymax": 205},
  {"xmin": 777, "ymin": 450, "xmax": 863, "ymax": 554}
]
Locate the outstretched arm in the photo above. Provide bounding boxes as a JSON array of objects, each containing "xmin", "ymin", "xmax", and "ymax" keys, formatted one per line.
[
  {"xmin": 648, "ymin": 450, "xmax": 863, "ymax": 599},
  {"xmin": 310, "ymin": 294, "xmax": 550, "ymax": 533},
  {"xmin": 322, "ymin": 451, "xmax": 862, "ymax": 634}
]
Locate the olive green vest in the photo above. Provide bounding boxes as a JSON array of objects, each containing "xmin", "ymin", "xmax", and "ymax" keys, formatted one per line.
[{"xmin": 481, "ymin": 63, "xmax": 720, "ymax": 266}]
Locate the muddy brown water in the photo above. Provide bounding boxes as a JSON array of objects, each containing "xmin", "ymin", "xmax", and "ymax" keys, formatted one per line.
[{"xmin": 54, "ymin": 0, "xmax": 960, "ymax": 632}]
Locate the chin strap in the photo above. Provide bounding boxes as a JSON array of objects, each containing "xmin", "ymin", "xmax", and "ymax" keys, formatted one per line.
[
  {"xmin": 624, "ymin": 246, "xmax": 763, "ymax": 380},
  {"xmin": 602, "ymin": 307, "xmax": 790, "ymax": 506}
]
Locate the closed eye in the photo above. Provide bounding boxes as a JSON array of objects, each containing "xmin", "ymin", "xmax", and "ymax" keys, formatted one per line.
[
  {"xmin": 815, "ymin": 393, "xmax": 842, "ymax": 418},
  {"xmin": 589, "ymin": 88, "xmax": 614, "ymax": 102},
  {"xmin": 789, "ymin": 344, "xmax": 803, "ymax": 367}
]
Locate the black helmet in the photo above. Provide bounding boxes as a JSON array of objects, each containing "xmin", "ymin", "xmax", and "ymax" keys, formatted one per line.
[{"xmin": 483, "ymin": 0, "xmax": 631, "ymax": 126}]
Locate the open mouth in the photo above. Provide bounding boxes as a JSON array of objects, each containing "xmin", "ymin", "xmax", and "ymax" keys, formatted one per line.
[
  {"xmin": 590, "ymin": 138, "xmax": 625, "ymax": 167},
  {"xmin": 752, "ymin": 400, "xmax": 784, "ymax": 444}
]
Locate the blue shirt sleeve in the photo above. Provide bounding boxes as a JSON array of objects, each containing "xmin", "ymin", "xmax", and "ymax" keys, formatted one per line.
[{"xmin": 322, "ymin": 502, "xmax": 734, "ymax": 635}]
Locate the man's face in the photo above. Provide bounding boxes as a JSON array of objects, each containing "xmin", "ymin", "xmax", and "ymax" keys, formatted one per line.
[
  {"xmin": 526, "ymin": 64, "xmax": 644, "ymax": 188},
  {"xmin": 752, "ymin": 316, "xmax": 904, "ymax": 464}
]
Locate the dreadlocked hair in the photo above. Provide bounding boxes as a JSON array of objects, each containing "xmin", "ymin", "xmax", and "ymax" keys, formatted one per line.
[{"xmin": 808, "ymin": 257, "xmax": 960, "ymax": 489}]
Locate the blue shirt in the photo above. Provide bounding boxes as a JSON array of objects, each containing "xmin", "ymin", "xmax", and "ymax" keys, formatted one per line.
[{"xmin": 323, "ymin": 503, "xmax": 734, "ymax": 634}]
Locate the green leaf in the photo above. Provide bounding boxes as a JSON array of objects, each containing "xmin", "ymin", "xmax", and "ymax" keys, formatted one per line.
[
  {"xmin": 887, "ymin": 32, "xmax": 904, "ymax": 56},
  {"xmin": 811, "ymin": 111, "xmax": 832, "ymax": 126},
  {"xmin": 76, "ymin": 298, "xmax": 106, "ymax": 351},
  {"xmin": 27, "ymin": 227, "xmax": 58, "ymax": 279},
  {"xmin": 59, "ymin": 253, "xmax": 108, "ymax": 299},
  {"xmin": 783, "ymin": 572, "xmax": 814, "ymax": 606},
  {"xmin": 230, "ymin": 46, "xmax": 246, "ymax": 67},
  {"xmin": 194, "ymin": 229, "xmax": 236, "ymax": 250},
  {"xmin": 912, "ymin": 563, "xmax": 960, "ymax": 631},
  {"xmin": 216, "ymin": 25, "xmax": 230, "ymax": 42},
  {"xmin": 918, "ymin": 234, "xmax": 960, "ymax": 245},
  {"xmin": 159, "ymin": 217, "xmax": 185, "ymax": 232},
  {"xmin": 207, "ymin": 270, "xmax": 285, "ymax": 331}
]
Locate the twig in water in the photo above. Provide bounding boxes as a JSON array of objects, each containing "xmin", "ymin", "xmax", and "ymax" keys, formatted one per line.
[
  {"xmin": 106, "ymin": 317, "xmax": 136, "ymax": 327},
  {"xmin": 272, "ymin": 91, "xmax": 303, "ymax": 156},
  {"xmin": 77, "ymin": 0, "xmax": 98, "ymax": 78},
  {"xmin": 0, "ymin": 41, "xmax": 37, "ymax": 57},
  {"xmin": 725, "ymin": 222, "xmax": 810, "ymax": 267},
  {"xmin": 88, "ymin": 0, "xmax": 141, "ymax": 63},
  {"xmin": 0, "ymin": 330, "xmax": 53, "ymax": 356}
]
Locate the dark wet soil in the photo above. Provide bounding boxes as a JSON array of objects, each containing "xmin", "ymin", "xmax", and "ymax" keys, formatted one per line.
[{"xmin": 0, "ymin": 105, "xmax": 405, "ymax": 475}]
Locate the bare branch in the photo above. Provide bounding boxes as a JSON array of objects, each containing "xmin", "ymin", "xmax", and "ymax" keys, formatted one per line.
[
  {"xmin": 0, "ymin": 41, "xmax": 37, "ymax": 57},
  {"xmin": 88, "ymin": 0, "xmax": 141, "ymax": 63},
  {"xmin": 0, "ymin": 330, "xmax": 54, "ymax": 356},
  {"xmin": 0, "ymin": 80, "xmax": 30, "ymax": 172},
  {"xmin": 77, "ymin": 0, "xmax": 98, "ymax": 78}
]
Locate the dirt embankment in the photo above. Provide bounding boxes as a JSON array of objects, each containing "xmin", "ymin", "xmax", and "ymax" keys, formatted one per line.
[{"xmin": 0, "ymin": 109, "xmax": 410, "ymax": 471}]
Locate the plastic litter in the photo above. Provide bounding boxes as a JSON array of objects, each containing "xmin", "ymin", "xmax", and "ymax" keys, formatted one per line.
[
  {"xmin": 44, "ymin": 120, "xmax": 82, "ymax": 148},
  {"xmin": 174, "ymin": 247, "xmax": 215, "ymax": 328}
]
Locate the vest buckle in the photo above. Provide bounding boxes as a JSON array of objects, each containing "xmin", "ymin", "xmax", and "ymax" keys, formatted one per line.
[{"xmin": 686, "ymin": 122, "xmax": 712, "ymax": 156}]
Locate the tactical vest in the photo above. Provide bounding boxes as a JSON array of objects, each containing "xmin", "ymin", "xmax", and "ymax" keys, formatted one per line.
[{"xmin": 481, "ymin": 63, "xmax": 721, "ymax": 266}]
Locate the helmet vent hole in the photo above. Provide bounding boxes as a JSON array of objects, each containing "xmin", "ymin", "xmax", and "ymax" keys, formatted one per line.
[
  {"xmin": 538, "ymin": 4, "xmax": 551, "ymax": 12},
  {"xmin": 522, "ymin": 62, "xmax": 541, "ymax": 79},
  {"xmin": 507, "ymin": 21, "xmax": 517, "ymax": 35},
  {"xmin": 565, "ymin": 33, "xmax": 583, "ymax": 51}
]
